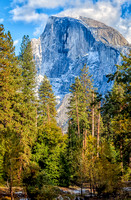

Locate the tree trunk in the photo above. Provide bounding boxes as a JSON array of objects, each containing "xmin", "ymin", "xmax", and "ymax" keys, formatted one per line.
[
  {"xmin": 10, "ymin": 183, "xmax": 14, "ymax": 200},
  {"xmin": 82, "ymin": 130, "xmax": 87, "ymax": 159},
  {"xmin": 97, "ymin": 101, "xmax": 101, "ymax": 157},
  {"xmin": 92, "ymin": 92, "xmax": 94, "ymax": 137},
  {"xmin": 81, "ymin": 182, "xmax": 83, "ymax": 196},
  {"xmin": 83, "ymin": 129, "xmax": 87, "ymax": 149},
  {"xmin": 36, "ymin": 105, "xmax": 37, "ymax": 128},
  {"xmin": 120, "ymin": 140, "xmax": 123, "ymax": 174},
  {"xmin": 84, "ymin": 129, "xmax": 87, "ymax": 148},
  {"xmin": 75, "ymin": 94, "xmax": 80, "ymax": 137},
  {"xmin": 129, "ymin": 152, "xmax": 131, "ymax": 168},
  {"xmin": 47, "ymin": 104, "xmax": 50, "ymax": 124},
  {"xmin": 10, "ymin": 161, "xmax": 14, "ymax": 200},
  {"xmin": 119, "ymin": 119, "xmax": 123, "ymax": 174}
]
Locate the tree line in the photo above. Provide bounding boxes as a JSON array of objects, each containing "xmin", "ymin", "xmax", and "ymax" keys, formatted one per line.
[{"xmin": 0, "ymin": 24, "xmax": 130, "ymax": 200}]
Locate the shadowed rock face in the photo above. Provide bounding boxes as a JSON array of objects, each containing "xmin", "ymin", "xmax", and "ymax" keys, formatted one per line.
[{"xmin": 31, "ymin": 16, "xmax": 130, "ymax": 131}]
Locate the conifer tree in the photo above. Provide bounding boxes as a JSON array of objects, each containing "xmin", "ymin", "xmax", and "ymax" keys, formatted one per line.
[
  {"xmin": 20, "ymin": 35, "xmax": 36, "ymax": 100},
  {"xmin": 69, "ymin": 77, "xmax": 84, "ymax": 136},
  {"xmin": 79, "ymin": 65, "xmax": 95, "ymax": 146},
  {"xmin": 38, "ymin": 75, "xmax": 57, "ymax": 125},
  {"xmin": 32, "ymin": 76, "xmax": 66, "ymax": 185},
  {"xmin": 16, "ymin": 35, "xmax": 37, "ymax": 183},
  {"xmin": 67, "ymin": 65, "xmax": 96, "ymax": 185},
  {"xmin": 103, "ymin": 51, "xmax": 131, "ymax": 174},
  {"xmin": 0, "ymin": 26, "xmax": 20, "ymax": 133},
  {"xmin": 68, "ymin": 65, "xmax": 95, "ymax": 145},
  {"xmin": 0, "ymin": 25, "xmax": 21, "ymax": 199}
]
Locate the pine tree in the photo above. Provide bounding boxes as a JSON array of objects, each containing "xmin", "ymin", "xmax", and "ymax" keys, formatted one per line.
[
  {"xmin": 67, "ymin": 65, "xmax": 96, "ymax": 186},
  {"xmin": 79, "ymin": 65, "xmax": 95, "ymax": 147},
  {"xmin": 38, "ymin": 75, "xmax": 57, "ymax": 125},
  {"xmin": 69, "ymin": 77, "xmax": 84, "ymax": 136},
  {"xmin": 0, "ymin": 26, "xmax": 20, "ymax": 132},
  {"xmin": 0, "ymin": 25, "xmax": 21, "ymax": 199},
  {"xmin": 68, "ymin": 65, "xmax": 95, "ymax": 147},
  {"xmin": 32, "ymin": 76, "xmax": 65, "ymax": 185},
  {"xmin": 16, "ymin": 35, "xmax": 37, "ymax": 183},
  {"xmin": 20, "ymin": 35, "xmax": 36, "ymax": 101},
  {"xmin": 103, "ymin": 51, "xmax": 131, "ymax": 174}
]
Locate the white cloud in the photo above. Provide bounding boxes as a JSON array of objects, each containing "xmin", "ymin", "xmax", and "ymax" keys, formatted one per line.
[
  {"xmin": 126, "ymin": 27, "xmax": 131, "ymax": 43},
  {"xmin": 0, "ymin": 18, "xmax": 4, "ymax": 23},
  {"xmin": 57, "ymin": 1, "xmax": 131, "ymax": 43},
  {"xmin": 13, "ymin": 39, "xmax": 19, "ymax": 46},
  {"xmin": 58, "ymin": 1, "xmax": 121, "ymax": 27},
  {"xmin": 116, "ymin": 17, "xmax": 131, "ymax": 43},
  {"xmin": 10, "ymin": 5, "xmax": 48, "ymax": 23},
  {"xmin": 28, "ymin": 0, "xmax": 69, "ymax": 9},
  {"xmin": 10, "ymin": 0, "xmax": 131, "ymax": 43},
  {"xmin": 113, "ymin": 0, "xmax": 130, "ymax": 5}
]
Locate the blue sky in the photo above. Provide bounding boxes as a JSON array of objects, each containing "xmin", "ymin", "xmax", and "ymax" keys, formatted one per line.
[{"xmin": 0, "ymin": 0, "xmax": 131, "ymax": 55}]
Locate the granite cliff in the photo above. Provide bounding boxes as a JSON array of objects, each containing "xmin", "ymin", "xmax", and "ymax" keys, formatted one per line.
[{"xmin": 31, "ymin": 16, "xmax": 130, "ymax": 131}]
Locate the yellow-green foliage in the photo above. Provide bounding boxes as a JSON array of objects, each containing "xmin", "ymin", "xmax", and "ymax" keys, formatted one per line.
[
  {"xmin": 94, "ymin": 142, "xmax": 121, "ymax": 194},
  {"xmin": 82, "ymin": 136, "xmax": 121, "ymax": 195}
]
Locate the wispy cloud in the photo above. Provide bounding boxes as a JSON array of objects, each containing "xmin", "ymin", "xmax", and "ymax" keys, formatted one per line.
[
  {"xmin": 0, "ymin": 18, "xmax": 4, "ymax": 23},
  {"xmin": 58, "ymin": 2, "xmax": 121, "ymax": 26},
  {"xmin": 57, "ymin": 0, "xmax": 131, "ymax": 43},
  {"xmin": 10, "ymin": 5, "xmax": 48, "ymax": 23},
  {"xmin": 28, "ymin": 0, "xmax": 70, "ymax": 9},
  {"xmin": 13, "ymin": 39, "xmax": 19, "ymax": 46},
  {"xmin": 117, "ymin": 17, "xmax": 131, "ymax": 43},
  {"xmin": 10, "ymin": 0, "xmax": 131, "ymax": 42}
]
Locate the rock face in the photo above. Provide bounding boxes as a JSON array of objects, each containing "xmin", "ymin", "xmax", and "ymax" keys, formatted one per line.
[
  {"xmin": 31, "ymin": 16, "xmax": 130, "ymax": 130},
  {"xmin": 32, "ymin": 16, "xmax": 129, "ymax": 98},
  {"xmin": 56, "ymin": 93, "xmax": 71, "ymax": 133},
  {"xmin": 78, "ymin": 17, "xmax": 129, "ymax": 47}
]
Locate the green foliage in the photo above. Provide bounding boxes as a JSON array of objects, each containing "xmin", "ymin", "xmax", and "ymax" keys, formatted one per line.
[
  {"xmin": 13, "ymin": 35, "xmax": 38, "ymax": 184},
  {"xmin": 80, "ymin": 136, "xmax": 121, "ymax": 195},
  {"xmin": 0, "ymin": 140, "xmax": 5, "ymax": 182},
  {"xmin": 0, "ymin": 26, "xmax": 20, "ymax": 133},
  {"xmin": 27, "ymin": 184, "xmax": 61, "ymax": 200},
  {"xmin": 20, "ymin": 35, "xmax": 36, "ymax": 97},
  {"xmin": 0, "ymin": 24, "xmax": 22, "ymax": 189},
  {"xmin": 33, "ymin": 122, "xmax": 66, "ymax": 185},
  {"xmin": 32, "ymin": 78, "xmax": 67, "ymax": 186},
  {"xmin": 38, "ymin": 76, "xmax": 56, "ymax": 124},
  {"xmin": 69, "ymin": 65, "xmax": 95, "ymax": 136},
  {"xmin": 19, "ymin": 35, "xmax": 37, "ymax": 141},
  {"xmin": 0, "ymin": 24, "xmax": 130, "ymax": 200},
  {"xmin": 23, "ymin": 161, "xmax": 61, "ymax": 200},
  {"xmin": 102, "ymin": 51, "xmax": 131, "ymax": 174},
  {"xmin": 94, "ymin": 141, "xmax": 121, "ymax": 195},
  {"xmin": 67, "ymin": 65, "xmax": 99, "ymax": 186}
]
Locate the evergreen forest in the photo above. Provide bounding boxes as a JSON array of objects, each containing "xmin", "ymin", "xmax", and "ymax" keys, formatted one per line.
[{"xmin": 0, "ymin": 24, "xmax": 131, "ymax": 200}]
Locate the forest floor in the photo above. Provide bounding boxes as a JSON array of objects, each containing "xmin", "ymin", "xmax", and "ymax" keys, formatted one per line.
[
  {"xmin": 0, "ymin": 184, "xmax": 131, "ymax": 200},
  {"xmin": 0, "ymin": 187, "xmax": 26, "ymax": 200}
]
